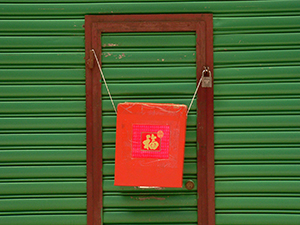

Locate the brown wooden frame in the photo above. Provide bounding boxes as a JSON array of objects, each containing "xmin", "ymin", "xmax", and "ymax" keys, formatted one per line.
[{"xmin": 85, "ymin": 14, "xmax": 214, "ymax": 225}]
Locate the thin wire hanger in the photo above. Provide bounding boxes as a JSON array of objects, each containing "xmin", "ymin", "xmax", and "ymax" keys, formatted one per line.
[{"xmin": 91, "ymin": 49, "xmax": 207, "ymax": 116}]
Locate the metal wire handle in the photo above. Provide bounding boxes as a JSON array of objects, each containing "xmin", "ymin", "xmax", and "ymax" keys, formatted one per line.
[
  {"xmin": 92, "ymin": 49, "xmax": 117, "ymax": 114},
  {"xmin": 92, "ymin": 48, "xmax": 209, "ymax": 116},
  {"xmin": 186, "ymin": 69, "xmax": 206, "ymax": 116}
]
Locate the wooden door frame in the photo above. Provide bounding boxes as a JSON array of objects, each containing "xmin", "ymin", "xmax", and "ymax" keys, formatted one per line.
[{"xmin": 85, "ymin": 14, "xmax": 214, "ymax": 225}]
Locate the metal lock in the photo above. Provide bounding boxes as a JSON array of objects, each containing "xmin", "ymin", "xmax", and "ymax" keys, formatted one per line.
[{"xmin": 202, "ymin": 67, "xmax": 212, "ymax": 88}]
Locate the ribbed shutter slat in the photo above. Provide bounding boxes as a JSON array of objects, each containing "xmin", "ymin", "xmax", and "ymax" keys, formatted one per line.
[
  {"xmin": 102, "ymin": 67, "xmax": 196, "ymax": 80},
  {"xmin": 1, "ymin": 2, "xmax": 299, "ymax": 15},
  {"xmin": 102, "ymin": 83, "xmax": 195, "ymax": 95},
  {"xmin": 215, "ymin": 148, "xmax": 300, "ymax": 161},
  {"xmin": 0, "ymin": 182, "xmax": 86, "ymax": 195},
  {"xmin": 216, "ymin": 214, "xmax": 300, "ymax": 225},
  {"xmin": 0, "ymin": 215, "xmax": 87, "ymax": 225},
  {"xmin": 103, "ymin": 179, "xmax": 197, "ymax": 192},
  {"xmin": 0, "ymin": 134, "xmax": 85, "ymax": 146},
  {"xmin": 0, "ymin": 150, "xmax": 85, "ymax": 162},
  {"xmin": 103, "ymin": 195, "xmax": 197, "ymax": 207},
  {"xmin": 0, "ymin": 166, "xmax": 85, "ymax": 178},
  {"xmin": 216, "ymin": 165, "xmax": 300, "ymax": 177},
  {"xmin": 0, "ymin": 53, "xmax": 85, "ymax": 66},
  {"xmin": 103, "ymin": 211, "xmax": 197, "ymax": 224}
]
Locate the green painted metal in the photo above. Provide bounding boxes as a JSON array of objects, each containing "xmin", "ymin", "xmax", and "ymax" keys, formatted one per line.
[
  {"xmin": 0, "ymin": 182, "xmax": 86, "ymax": 195},
  {"xmin": 102, "ymin": 67, "xmax": 196, "ymax": 80},
  {"xmin": 103, "ymin": 195, "xmax": 197, "ymax": 207},
  {"xmin": 102, "ymin": 35, "xmax": 195, "ymax": 47},
  {"xmin": 0, "ymin": 37, "xmax": 84, "ymax": 49},
  {"xmin": 0, "ymin": 53, "xmax": 85, "ymax": 65},
  {"xmin": 215, "ymin": 115, "xmax": 300, "ymax": 128},
  {"xmin": 0, "ymin": 215, "xmax": 87, "ymax": 225},
  {"xmin": 0, "ymin": 20, "xmax": 84, "ymax": 33},
  {"xmin": 1, "ymin": 1, "xmax": 300, "ymax": 225},
  {"xmin": 0, "ymin": 198, "xmax": 86, "ymax": 211},
  {"xmin": 215, "ymin": 165, "xmax": 300, "ymax": 177},
  {"xmin": 0, "ymin": 69, "xmax": 85, "ymax": 81},
  {"xmin": 0, "ymin": 166, "xmax": 86, "ymax": 178},
  {"xmin": 215, "ymin": 131, "xmax": 300, "ymax": 144},
  {"xmin": 1, "ymin": 1, "xmax": 299, "ymax": 15},
  {"xmin": 215, "ymin": 181, "xmax": 300, "ymax": 193},
  {"xmin": 214, "ymin": 33, "xmax": 300, "ymax": 50},
  {"xmin": 0, "ymin": 150, "xmax": 86, "ymax": 162},
  {"xmin": 214, "ymin": 99, "xmax": 300, "ymax": 113},
  {"xmin": 216, "ymin": 214, "xmax": 300, "ymax": 225},
  {"xmin": 103, "ymin": 211, "xmax": 197, "ymax": 223},
  {"xmin": 215, "ymin": 148, "xmax": 300, "ymax": 161},
  {"xmin": 0, "ymin": 118, "xmax": 85, "ymax": 130},
  {"xmin": 102, "ymin": 51, "xmax": 195, "ymax": 64},
  {"xmin": 216, "ymin": 82, "xmax": 300, "ymax": 96},
  {"xmin": 103, "ymin": 179, "xmax": 197, "ymax": 192},
  {"xmin": 214, "ymin": 66, "xmax": 300, "ymax": 81},
  {"xmin": 0, "ymin": 85, "xmax": 84, "ymax": 97},
  {"xmin": 215, "ymin": 50, "xmax": 300, "ymax": 67},
  {"xmin": 0, "ymin": 101, "xmax": 85, "ymax": 113},
  {"xmin": 102, "ymin": 83, "xmax": 195, "ymax": 96},
  {"xmin": 0, "ymin": 134, "xmax": 85, "ymax": 146},
  {"xmin": 0, "ymin": 16, "xmax": 86, "ymax": 222},
  {"xmin": 216, "ymin": 197, "xmax": 300, "ymax": 210}
]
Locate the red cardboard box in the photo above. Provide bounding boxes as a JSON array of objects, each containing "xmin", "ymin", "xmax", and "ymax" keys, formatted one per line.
[{"xmin": 114, "ymin": 102, "xmax": 187, "ymax": 188}]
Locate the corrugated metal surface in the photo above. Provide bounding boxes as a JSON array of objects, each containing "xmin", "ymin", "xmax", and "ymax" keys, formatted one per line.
[
  {"xmin": 0, "ymin": 8, "xmax": 87, "ymax": 225},
  {"xmin": 101, "ymin": 32, "xmax": 198, "ymax": 224},
  {"xmin": 1, "ymin": 1, "xmax": 300, "ymax": 225},
  {"xmin": 213, "ymin": 12, "xmax": 300, "ymax": 225}
]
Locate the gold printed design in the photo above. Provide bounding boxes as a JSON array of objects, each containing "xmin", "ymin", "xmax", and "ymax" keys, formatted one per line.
[
  {"xmin": 143, "ymin": 134, "xmax": 159, "ymax": 150},
  {"xmin": 157, "ymin": 130, "xmax": 164, "ymax": 138}
]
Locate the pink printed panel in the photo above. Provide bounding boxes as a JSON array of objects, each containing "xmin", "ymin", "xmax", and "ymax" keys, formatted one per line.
[{"xmin": 132, "ymin": 125, "xmax": 170, "ymax": 158}]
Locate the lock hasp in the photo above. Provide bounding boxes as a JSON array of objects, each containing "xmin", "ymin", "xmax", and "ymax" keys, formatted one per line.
[{"xmin": 114, "ymin": 102, "xmax": 187, "ymax": 188}]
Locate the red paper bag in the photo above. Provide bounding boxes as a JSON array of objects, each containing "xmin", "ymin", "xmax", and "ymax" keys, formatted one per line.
[{"xmin": 114, "ymin": 102, "xmax": 187, "ymax": 188}]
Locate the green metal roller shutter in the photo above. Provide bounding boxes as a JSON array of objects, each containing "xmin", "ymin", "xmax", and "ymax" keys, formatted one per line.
[
  {"xmin": 213, "ymin": 15, "xmax": 300, "ymax": 225},
  {"xmin": 1, "ymin": 1, "xmax": 300, "ymax": 225},
  {"xmin": 101, "ymin": 32, "xmax": 198, "ymax": 224},
  {"xmin": 0, "ymin": 19, "xmax": 87, "ymax": 225}
]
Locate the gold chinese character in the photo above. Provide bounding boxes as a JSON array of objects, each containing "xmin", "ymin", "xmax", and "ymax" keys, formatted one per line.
[{"xmin": 143, "ymin": 134, "xmax": 159, "ymax": 150}]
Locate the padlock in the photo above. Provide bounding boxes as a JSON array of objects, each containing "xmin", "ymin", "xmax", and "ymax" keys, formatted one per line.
[{"xmin": 202, "ymin": 67, "xmax": 212, "ymax": 88}]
